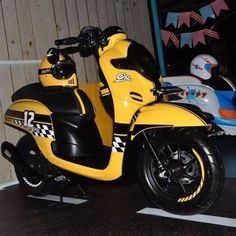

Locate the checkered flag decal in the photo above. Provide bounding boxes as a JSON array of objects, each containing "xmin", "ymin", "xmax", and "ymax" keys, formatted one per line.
[
  {"xmin": 112, "ymin": 136, "xmax": 126, "ymax": 152},
  {"xmin": 14, "ymin": 119, "xmax": 23, "ymax": 126},
  {"xmin": 14, "ymin": 119, "xmax": 55, "ymax": 140},
  {"xmin": 32, "ymin": 124, "xmax": 55, "ymax": 139}
]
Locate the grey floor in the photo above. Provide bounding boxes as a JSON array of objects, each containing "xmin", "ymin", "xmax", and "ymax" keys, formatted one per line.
[{"xmin": 0, "ymin": 178, "xmax": 236, "ymax": 236}]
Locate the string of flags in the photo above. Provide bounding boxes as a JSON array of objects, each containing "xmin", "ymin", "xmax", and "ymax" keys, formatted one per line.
[
  {"xmin": 161, "ymin": 28, "xmax": 220, "ymax": 48},
  {"xmin": 161, "ymin": 0, "xmax": 229, "ymax": 48}
]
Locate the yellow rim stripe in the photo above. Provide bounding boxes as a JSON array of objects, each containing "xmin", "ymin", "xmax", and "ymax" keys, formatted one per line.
[{"xmin": 177, "ymin": 148, "xmax": 205, "ymax": 202}]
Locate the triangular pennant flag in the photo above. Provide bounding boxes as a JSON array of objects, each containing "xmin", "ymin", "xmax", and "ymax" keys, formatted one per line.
[
  {"xmin": 180, "ymin": 33, "xmax": 192, "ymax": 48},
  {"xmin": 199, "ymin": 5, "xmax": 216, "ymax": 22},
  {"xmin": 178, "ymin": 12, "xmax": 191, "ymax": 28},
  {"xmin": 203, "ymin": 29, "xmax": 220, "ymax": 39},
  {"xmin": 193, "ymin": 30, "xmax": 206, "ymax": 47},
  {"xmin": 166, "ymin": 12, "xmax": 179, "ymax": 28},
  {"xmin": 190, "ymin": 11, "xmax": 204, "ymax": 24},
  {"xmin": 160, "ymin": 29, "xmax": 171, "ymax": 46},
  {"xmin": 170, "ymin": 32, "xmax": 179, "ymax": 48},
  {"xmin": 211, "ymin": 0, "xmax": 229, "ymax": 16}
]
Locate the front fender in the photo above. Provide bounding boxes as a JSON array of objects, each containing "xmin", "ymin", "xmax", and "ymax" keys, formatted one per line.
[{"xmin": 130, "ymin": 102, "xmax": 210, "ymax": 138}]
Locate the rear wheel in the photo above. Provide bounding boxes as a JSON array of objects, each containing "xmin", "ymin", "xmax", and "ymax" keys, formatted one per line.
[
  {"xmin": 15, "ymin": 135, "xmax": 50, "ymax": 196},
  {"xmin": 137, "ymin": 129, "xmax": 224, "ymax": 215}
]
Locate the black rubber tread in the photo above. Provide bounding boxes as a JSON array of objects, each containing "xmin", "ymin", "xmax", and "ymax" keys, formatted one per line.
[
  {"xmin": 15, "ymin": 135, "xmax": 50, "ymax": 196},
  {"xmin": 137, "ymin": 128, "xmax": 224, "ymax": 215}
]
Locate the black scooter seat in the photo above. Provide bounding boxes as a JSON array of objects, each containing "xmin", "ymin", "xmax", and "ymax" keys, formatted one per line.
[{"xmin": 12, "ymin": 83, "xmax": 93, "ymax": 115}]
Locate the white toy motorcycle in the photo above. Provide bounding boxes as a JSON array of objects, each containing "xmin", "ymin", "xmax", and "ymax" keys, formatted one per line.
[{"xmin": 163, "ymin": 54, "xmax": 236, "ymax": 135}]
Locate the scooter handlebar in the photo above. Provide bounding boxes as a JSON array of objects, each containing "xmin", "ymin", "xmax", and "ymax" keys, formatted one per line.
[
  {"xmin": 54, "ymin": 26, "xmax": 108, "ymax": 57},
  {"xmin": 55, "ymin": 37, "xmax": 80, "ymax": 46},
  {"xmin": 59, "ymin": 46, "xmax": 80, "ymax": 55}
]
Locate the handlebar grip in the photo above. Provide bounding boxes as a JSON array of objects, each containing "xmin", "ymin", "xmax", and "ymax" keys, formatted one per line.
[{"xmin": 55, "ymin": 37, "xmax": 79, "ymax": 46}]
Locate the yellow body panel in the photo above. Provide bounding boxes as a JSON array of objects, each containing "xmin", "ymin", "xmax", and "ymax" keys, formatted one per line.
[
  {"xmin": 99, "ymin": 40, "xmax": 157, "ymax": 124},
  {"xmin": 5, "ymin": 99, "xmax": 53, "ymax": 135},
  {"xmin": 80, "ymin": 83, "xmax": 113, "ymax": 146},
  {"xmin": 7, "ymin": 99, "xmax": 52, "ymax": 116},
  {"xmin": 98, "ymin": 33, "xmax": 128, "ymax": 56},
  {"xmin": 34, "ymin": 136, "xmax": 123, "ymax": 181},
  {"xmin": 131, "ymin": 102, "xmax": 208, "ymax": 138}
]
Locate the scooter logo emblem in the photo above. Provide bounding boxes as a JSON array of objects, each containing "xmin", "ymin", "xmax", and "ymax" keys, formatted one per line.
[{"xmin": 114, "ymin": 72, "xmax": 132, "ymax": 83}]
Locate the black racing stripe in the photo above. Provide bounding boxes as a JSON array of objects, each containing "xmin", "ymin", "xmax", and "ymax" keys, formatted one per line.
[
  {"xmin": 35, "ymin": 114, "xmax": 52, "ymax": 123},
  {"xmin": 5, "ymin": 110, "xmax": 24, "ymax": 119},
  {"xmin": 5, "ymin": 109, "xmax": 52, "ymax": 123},
  {"xmin": 114, "ymin": 123, "xmax": 130, "ymax": 135}
]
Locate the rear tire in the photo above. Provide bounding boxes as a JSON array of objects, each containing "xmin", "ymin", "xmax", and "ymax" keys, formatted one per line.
[
  {"xmin": 137, "ymin": 128, "xmax": 224, "ymax": 215},
  {"xmin": 15, "ymin": 135, "xmax": 50, "ymax": 196}
]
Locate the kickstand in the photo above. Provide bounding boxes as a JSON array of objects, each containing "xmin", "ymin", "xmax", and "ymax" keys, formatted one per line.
[
  {"xmin": 74, "ymin": 183, "xmax": 91, "ymax": 199},
  {"xmin": 59, "ymin": 179, "xmax": 67, "ymax": 204},
  {"xmin": 58, "ymin": 179, "xmax": 91, "ymax": 200}
]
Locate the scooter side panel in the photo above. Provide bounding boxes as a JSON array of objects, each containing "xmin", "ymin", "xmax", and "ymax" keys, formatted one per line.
[
  {"xmin": 4, "ymin": 99, "xmax": 54, "ymax": 140},
  {"xmin": 36, "ymin": 138, "xmax": 124, "ymax": 181},
  {"xmin": 80, "ymin": 83, "xmax": 113, "ymax": 147},
  {"xmin": 131, "ymin": 102, "xmax": 209, "ymax": 138},
  {"xmin": 4, "ymin": 99, "xmax": 124, "ymax": 181}
]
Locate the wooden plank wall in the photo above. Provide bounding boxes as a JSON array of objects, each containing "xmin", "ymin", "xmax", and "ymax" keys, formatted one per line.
[{"xmin": 0, "ymin": 0, "xmax": 154, "ymax": 184}]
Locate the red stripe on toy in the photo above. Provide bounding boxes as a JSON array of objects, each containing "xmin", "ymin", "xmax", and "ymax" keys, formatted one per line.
[{"xmin": 219, "ymin": 109, "xmax": 236, "ymax": 119}]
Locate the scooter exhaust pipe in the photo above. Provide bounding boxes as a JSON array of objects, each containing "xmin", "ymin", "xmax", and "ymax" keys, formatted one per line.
[{"xmin": 1, "ymin": 141, "xmax": 24, "ymax": 168}]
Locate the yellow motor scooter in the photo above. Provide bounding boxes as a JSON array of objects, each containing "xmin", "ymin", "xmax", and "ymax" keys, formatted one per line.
[{"xmin": 1, "ymin": 26, "xmax": 224, "ymax": 215}]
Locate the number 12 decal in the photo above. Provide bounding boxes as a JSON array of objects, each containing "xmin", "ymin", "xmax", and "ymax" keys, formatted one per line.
[{"xmin": 24, "ymin": 111, "xmax": 35, "ymax": 128}]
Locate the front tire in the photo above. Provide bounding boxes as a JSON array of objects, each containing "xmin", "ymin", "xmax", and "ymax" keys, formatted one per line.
[{"xmin": 137, "ymin": 128, "xmax": 224, "ymax": 215}]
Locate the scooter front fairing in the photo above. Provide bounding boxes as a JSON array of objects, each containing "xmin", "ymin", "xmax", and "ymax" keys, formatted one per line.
[{"xmin": 130, "ymin": 102, "xmax": 210, "ymax": 140}]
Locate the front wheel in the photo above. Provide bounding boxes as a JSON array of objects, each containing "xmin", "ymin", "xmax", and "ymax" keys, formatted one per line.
[{"xmin": 137, "ymin": 128, "xmax": 224, "ymax": 215}]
